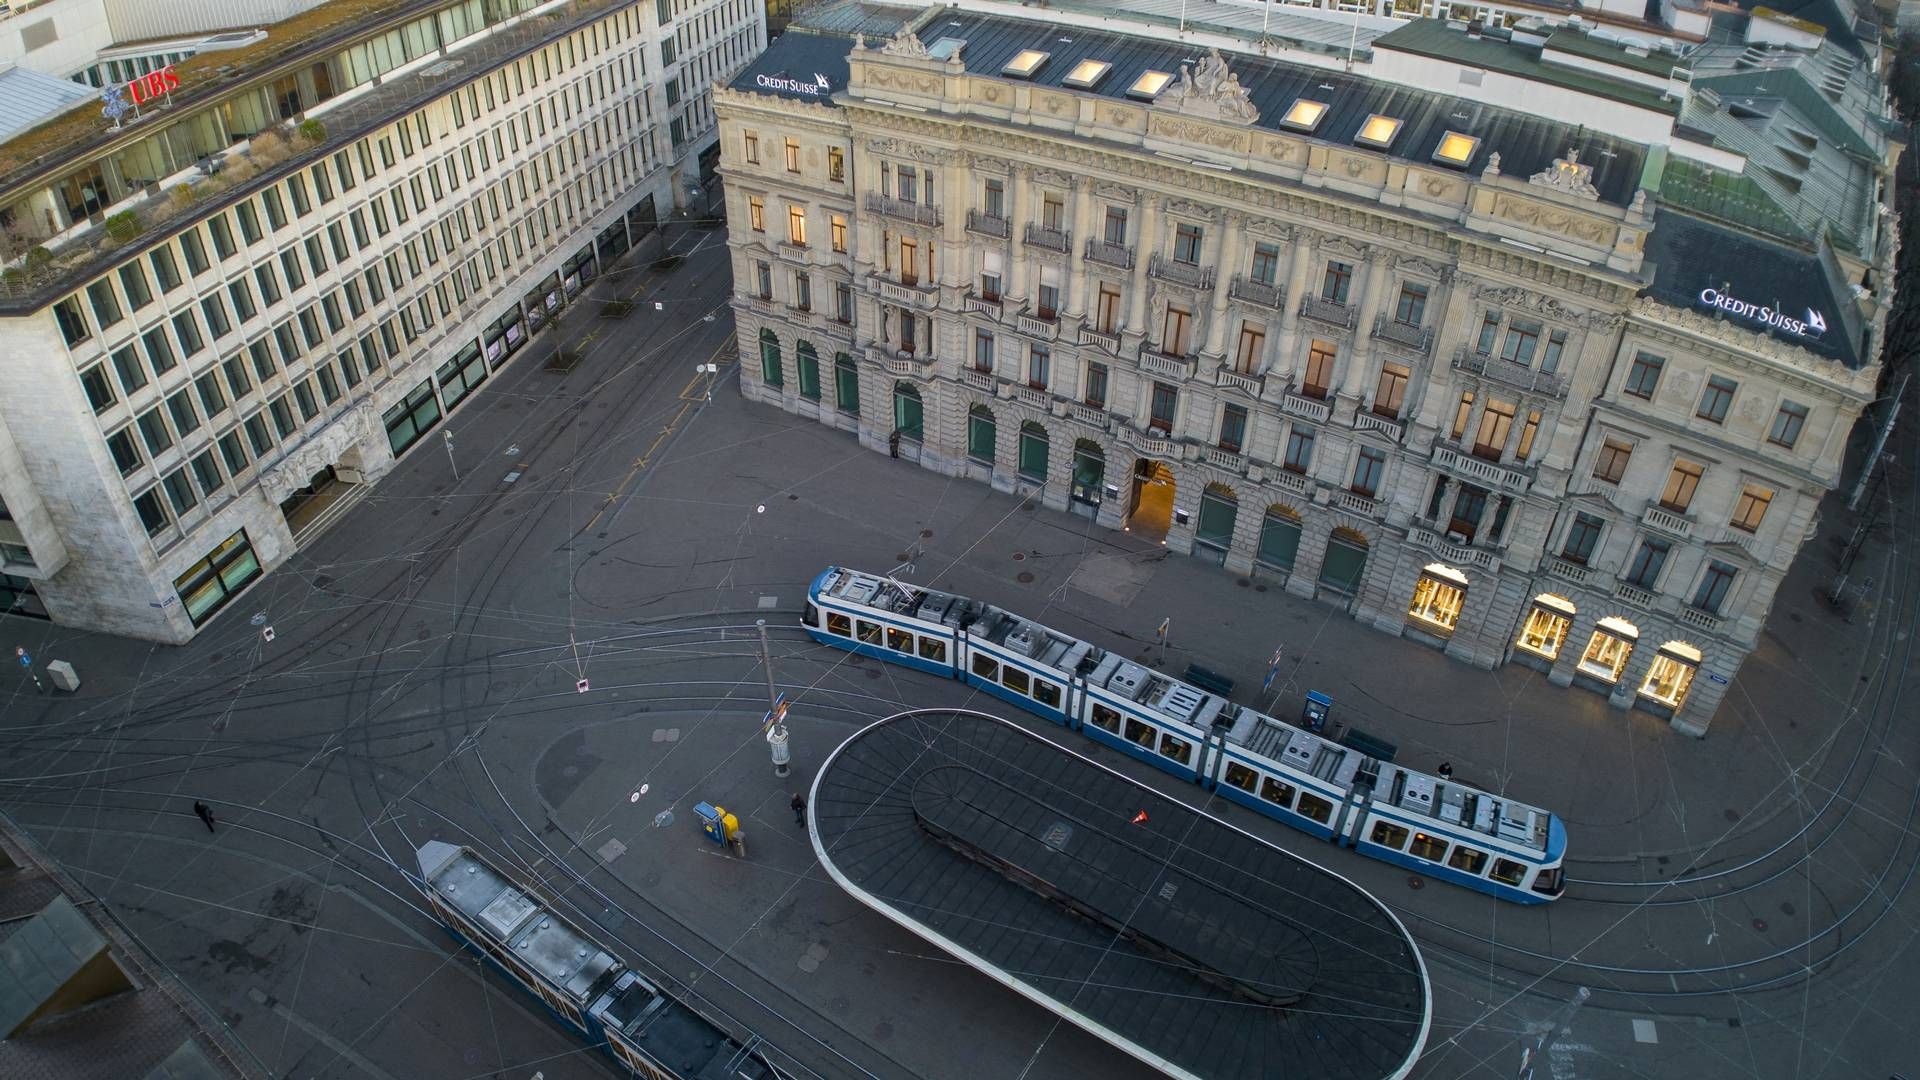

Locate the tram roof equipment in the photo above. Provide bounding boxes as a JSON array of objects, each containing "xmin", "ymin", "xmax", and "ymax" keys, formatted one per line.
[{"xmin": 810, "ymin": 708, "xmax": 1431, "ymax": 1080}]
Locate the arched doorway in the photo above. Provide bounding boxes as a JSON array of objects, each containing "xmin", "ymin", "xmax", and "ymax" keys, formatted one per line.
[
  {"xmin": 1257, "ymin": 503, "xmax": 1303, "ymax": 575},
  {"xmin": 1318, "ymin": 526, "xmax": 1369, "ymax": 597},
  {"xmin": 892, "ymin": 382, "xmax": 923, "ymax": 441},
  {"xmin": 1017, "ymin": 421, "xmax": 1050, "ymax": 481},
  {"xmin": 1126, "ymin": 459, "xmax": 1176, "ymax": 541},
  {"xmin": 1193, "ymin": 482, "xmax": 1238, "ymax": 564},
  {"xmin": 758, "ymin": 328, "xmax": 783, "ymax": 388},
  {"xmin": 967, "ymin": 404, "xmax": 997, "ymax": 464},
  {"xmin": 1070, "ymin": 439, "xmax": 1105, "ymax": 518}
]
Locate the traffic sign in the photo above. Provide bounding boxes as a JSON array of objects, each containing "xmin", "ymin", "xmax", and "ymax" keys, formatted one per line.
[
  {"xmin": 762, "ymin": 692, "xmax": 789, "ymax": 733},
  {"xmin": 15, "ymin": 646, "xmax": 29, "ymax": 668}
]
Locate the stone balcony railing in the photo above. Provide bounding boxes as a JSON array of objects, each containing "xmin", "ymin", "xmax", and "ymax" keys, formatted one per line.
[
  {"xmin": 1204, "ymin": 444, "xmax": 1245, "ymax": 472},
  {"xmin": 1270, "ymin": 467, "xmax": 1310, "ymax": 495},
  {"xmin": 963, "ymin": 293, "xmax": 1002, "ymax": 318},
  {"xmin": 1431, "ymin": 441, "xmax": 1533, "ymax": 493},
  {"xmin": 1137, "ymin": 343, "xmax": 1196, "ymax": 380},
  {"xmin": 1642, "ymin": 503, "xmax": 1695, "ymax": 539},
  {"xmin": 962, "ymin": 366, "xmax": 997, "ymax": 392},
  {"xmin": 1333, "ymin": 489, "xmax": 1380, "ymax": 517},
  {"xmin": 1409, "ymin": 524, "xmax": 1497, "ymax": 569},
  {"xmin": 1016, "ymin": 310, "xmax": 1060, "ymax": 339},
  {"xmin": 1147, "ymin": 255, "xmax": 1216, "ymax": 291},
  {"xmin": 1069, "ymin": 401, "xmax": 1110, "ymax": 429},
  {"xmin": 965, "ymin": 209, "xmax": 1010, "ymax": 239},
  {"xmin": 1353, "ymin": 409, "xmax": 1405, "ymax": 441},
  {"xmin": 1677, "ymin": 605, "xmax": 1724, "ymax": 633},
  {"xmin": 871, "ymin": 273, "xmax": 938, "ymax": 308},
  {"xmin": 1371, "ymin": 315, "xmax": 1435, "ymax": 356},
  {"xmin": 1025, "ymin": 223, "xmax": 1071, "ymax": 253},
  {"xmin": 1298, "ymin": 293, "xmax": 1356, "ymax": 330},
  {"xmin": 1078, "ymin": 325, "xmax": 1121, "ymax": 353},
  {"xmin": 1545, "ymin": 557, "xmax": 1591, "ymax": 585},
  {"xmin": 1084, "ymin": 238, "xmax": 1135, "ymax": 270},
  {"xmin": 1229, "ymin": 275, "xmax": 1286, "ymax": 310},
  {"xmin": 872, "ymin": 345, "xmax": 934, "ymax": 378},
  {"xmin": 1280, "ymin": 390, "xmax": 1331, "ymax": 423},
  {"xmin": 1216, "ymin": 368, "xmax": 1263, "ymax": 396},
  {"xmin": 865, "ymin": 192, "xmax": 941, "ymax": 227},
  {"xmin": 1614, "ymin": 581, "xmax": 1659, "ymax": 610},
  {"xmin": 1451, "ymin": 347, "xmax": 1567, "ymax": 399}
]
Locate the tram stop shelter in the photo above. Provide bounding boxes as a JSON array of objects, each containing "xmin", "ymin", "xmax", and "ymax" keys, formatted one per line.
[{"xmin": 809, "ymin": 709, "xmax": 1431, "ymax": 1080}]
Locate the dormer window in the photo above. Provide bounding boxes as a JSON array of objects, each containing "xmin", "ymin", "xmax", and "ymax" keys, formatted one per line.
[
  {"xmin": 1432, "ymin": 131, "xmax": 1480, "ymax": 168},
  {"xmin": 1281, "ymin": 98, "xmax": 1329, "ymax": 132},
  {"xmin": 1355, "ymin": 114, "xmax": 1403, "ymax": 149},
  {"xmin": 1004, "ymin": 49, "xmax": 1049, "ymax": 78},
  {"xmin": 1064, "ymin": 59, "xmax": 1111, "ymax": 88},
  {"xmin": 1127, "ymin": 70, "xmax": 1173, "ymax": 99}
]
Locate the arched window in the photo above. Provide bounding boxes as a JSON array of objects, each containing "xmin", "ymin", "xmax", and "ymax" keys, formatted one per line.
[
  {"xmin": 967, "ymin": 405, "xmax": 997, "ymax": 463},
  {"xmin": 758, "ymin": 328, "xmax": 782, "ymax": 387},
  {"xmin": 1258, "ymin": 504, "xmax": 1303, "ymax": 572},
  {"xmin": 1516, "ymin": 593, "xmax": 1576, "ymax": 659},
  {"xmin": 833, "ymin": 352, "xmax": 858, "ymax": 415},
  {"xmin": 1017, "ymin": 421, "xmax": 1049, "ymax": 480},
  {"xmin": 1640, "ymin": 641, "xmax": 1702, "ymax": 708},
  {"xmin": 1578, "ymin": 615, "xmax": 1639, "ymax": 684},
  {"xmin": 893, "ymin": 382, "xmax": 923, "ymax": 440},
  {"xmin": 1318, "ymin": 526, "xmax": 1370, "ymax": 596},
  {"xmin": 1195, "ymin": 482, "xmax": 1238, "ymax": 555},
  {"xmin": 796, "ymin": 341, "xmax": 820, "ymax": 401},
  {"xmin": 1070, "ymin": 439, "xmax": 1105, "ymax": 505},
  {"xmin": 1407, "ymin": 562, "xmax": 1469, "ymax": 634}
]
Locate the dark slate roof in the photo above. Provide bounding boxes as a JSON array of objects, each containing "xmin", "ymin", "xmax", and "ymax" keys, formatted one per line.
[
  {"xmin": 933, "ymin": 12, "xmax": 1649, "ymax": 204},
  {"xmin": 727, "ymin": 28, "xmax": 860, "ymax": 104},
  {"xmin": 1641, "ymin": 208, "xmax": 1864, "ymax": 367},
  {"xmin": 811, "ymin": 709, "xmax": 1430, "ymax": 1080}
]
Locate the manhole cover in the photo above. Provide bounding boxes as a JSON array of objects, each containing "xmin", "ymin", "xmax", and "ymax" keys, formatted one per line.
[
  {"xmin": 1012, "ymin": 552, "xmax": 1026, "ymax": 561},
  {"xmin": 545, "ymin": 349, "xmax": 581, "ymax": 372},
  {"xmin": 1779, "ymin": 901, "xmax": 1796, "ymax": 915},
  {"xmin": 1016, "ymin": 572, "xmax": 1035, "ymax": 583},
  {"xmin": 599, "ymin": 301, "xmax": 632, "ymax": 319}
]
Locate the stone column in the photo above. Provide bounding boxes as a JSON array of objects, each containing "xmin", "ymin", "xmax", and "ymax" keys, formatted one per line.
[
  {"xmin": 1338, "ymin": 259, "xmax": 1392, "ymax": 407},
  {"xmin": 1126, "ymin": 196, "xmax": 1163, "ymax": 335},
  {"xmin": 1274, "ymin": 237, "xmax": 1316, "ymax": 383},
  {"xmin": 1009, "ymin": 165, "xmax": 1032, "ymax": 305},
  {"xmin": 1065, "ymin": 177, "xmax": 1094, "ymax": 318},
  {"xmin": 1200, "ymin": 212, "xmax": 1243, "ymax": 362},
  {"xmin": 1607, "ymin": 635, "xmax": 1660, "ymax": 710}
]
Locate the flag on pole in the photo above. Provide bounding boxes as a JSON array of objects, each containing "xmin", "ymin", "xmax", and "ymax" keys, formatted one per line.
[{"xmin": 1155, "ymin": 618, "xmax": 1170, "ymax": 642}]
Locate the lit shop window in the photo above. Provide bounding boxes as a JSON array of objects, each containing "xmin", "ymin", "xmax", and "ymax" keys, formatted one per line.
[
  {"xmin": 1577, "ymin": 616, "xmax": 1639, "ymax": 683},
  {"xmin": 1407, "ymin": 563, "xmax": 1468, "ymax": 634},
  {"xmin": 1516, "ymin": 593, "xmax": 1576, "ymax": 659},
  {"xmin": 1639, "ymin": 641, "xmax": 1702, "ymax": 708}
]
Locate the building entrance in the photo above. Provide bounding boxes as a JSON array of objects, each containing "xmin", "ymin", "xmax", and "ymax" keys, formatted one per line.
[
  {"xmin": 280, "ymin": 465, "xmax": 358, "ymax": 546},
  {"xmin": 1126, "ymin": 460, "xmax": 1175, "ymax": 542}
]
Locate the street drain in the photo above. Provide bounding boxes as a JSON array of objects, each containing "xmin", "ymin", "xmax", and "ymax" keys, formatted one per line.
[
  {"xmin": 1012, "ymin": 552, "xmax": 1026, "ymax": 561},
  {"xmin": 1017, "ymin": 572, "xmax": 1035, "ymax": 584}
]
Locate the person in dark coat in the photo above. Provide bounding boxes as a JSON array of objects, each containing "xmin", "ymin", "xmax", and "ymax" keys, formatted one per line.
[
  {"xmin": 1437, "ymin": 762, "xmax": 1454, "ymax": 781},
  {"xmin": 193, "ymin": 800, "xmax": 216, "ymax": 833},
  {"xmin": 790, "ymin": 793, "xmax": 807, "ymax": 825}
]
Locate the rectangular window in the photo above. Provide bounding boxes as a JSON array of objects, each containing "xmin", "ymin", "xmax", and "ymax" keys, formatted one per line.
[
  {"xmin": 218, "ymin": 429, "xmax": 248, "ymax": 477},
  {"xmin": 1250, "ymin": 241, "xmax": 1278, "ymax": 285},
  {"xmin": 269, "ymin": 394, "xmax": 297, "ymax": 437},
  {"xmin": 973, "ymin": 330, "xmax": 994, "ymax": 372},
  {"xmin": 1476, "ymin": 313, "xmax": 1499, "ymax": 355},
  {"xmin": 150, "ymin": 247, "xmax": 182, "ymax": 292},
  {"xmin": 743, "ymin": 132, "xmax": 758, "ymax": 163},
  {"xmin": 1624, "ymin": 351, "xmax": 1664, "ymax": 398},
  {"xmin": 1697, "ymin": 375, "xmax": 1737, "ymax": 423},
  {"xmin": 209, "ymin": 215, "xmax": 237, "ymax": 258},
  {"xmin": 119, "ymin": 263, "xmax": 153, "ymax": 309},
  {"xmin": 1303, "ymin": 340, "xmax": 1336, "ymax": 398},
  {"xmin": 143, "ymin": 326, "xmax": 177, "ymax": 374},
  {"xmin": 136, "ymin": 406, "xmax": 173, "ymax": 456},
  {"xmin": 1594, "ymin": 438, "xmax": 1632, "ymax": 484},
  {"xmin": 1234, "ymin": 321, "xmax": 1265, "ymax": 374},
  {"xmin": 1173, "ymin": 222, "xmax": 1203, "ymax": 264},
  {"xmin": 222, "ymin": 355, "xmax": 251, "ymax": 400},
  {"xmin": 1499, "ymin": 320, "xmax": 1540, "ymax": 366},
  {"xmin": 1731, "ymin": 484, "xmax": 1773, "ymax": 532},
  {"xmin": 827, "ymin": 146, "xmax": 844, "ymax": 181},
  {"xmin": 190, "ymin": 449, "xmax": 222, "ymax": 497},
  {"xmin": 787, "ymin": 204, "xmax": 806, "ymax": 246},
  {"xmin": 1373, "ymin": 363, "xmax": 1408, "ymax": 418},
  {"xmin": 1394, "ymin": 283, "xmax": 1427, "ymax": 326},
  {"xmin": 784, "ymin": 137, "xmax": 800, "ymax": 172},
  {"xmin": 86, "ymin": 279, "xmax": 122, "ymax": 328},
  {"xmin": 244, "ymin": 412, "xmax": 274, "ymax": 456},
  {"xmin": 1562, "ymin": 512, "xmax": 1604, "ymax": 564},
  {"xmin": 201, "ymin": 295, "xmax": 232, "ymax": 340},
  {"xmin": 1660, "ymin": 459, "xmax": 1704, "ymax": 512},
  {"xmin": 1218, "ymin": 403, "xmax": 1247, "ymax": 453},
  {"xmin": 1473, "ymin": 398, "xmax": 1516, "ymax": 461},
  {"xmin": 1149, "ymin": 381, "xmax": 1176, "ymax": 432},
  {"xmin": 171, "ymin": 311, "xmax": 204, "ymax": 358},
  {"xmin": 1693, "ymin": 561, "xmax": 1738, "ymax": 614},
  {"xmin": 1085, "ymin": 362, "xmax": 1108, "ymax": 408},
  {"xmin": 80, "ymin": 364, "xmax": 116, "ymax": 413},
  {"xmin": 195, "ymin": 370, "xmax": 226, "ymax": 418},
  {"xmin": 133, "ymin": 487, "xmax": 171, "ymax": 536},
  {"xmin": 166, "ymin": 388, "xmax": 200, "ymax": 436},
  {"xmin": 1096, "ymin": 284, "xmax": 1120, "ymax": 333},
  {"xmin": 1352, "ymin": 447, "xmax": 1385, "ymax": 496},
  {"xmin": 1284, "ymin": 428, "xmax": 1315, "ymax": 473},
  {"xmin": 1028, "ymin": 344, "xmax": 1050, "ymax": 389},
  {"xmin": 107, "ymin": 427, "xmax": 142, "ymax": 475},
  {"xmin": 254, "ymin": 264, "xmax": 282, "ymax": 306},
  {"xmin": 1626, "ymin": 537, "xmax": 1671, "ymax": 589},
  {"xmin": 1321, "ymin": 261, "xmax": 1352, "ymax": 303},
  {"xmin": 830, "ymin": 214, "xmax": 846, "ymax": 252},
  {"xmin": 748, "ymin": 196, "xmax": 763, "ymax": 231},
  {"xmin": 47, "ymin": 297, "xmax": 87, "ymax": 348},
  {"xmin": 1769, "ymin": 401, "xmax": 1807, "ymax": 449}
]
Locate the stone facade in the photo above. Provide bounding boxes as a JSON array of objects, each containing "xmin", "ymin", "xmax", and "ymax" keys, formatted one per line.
[{"xmin": 717, "ymin": 20, "xmax": 1889, "ymax": 735}]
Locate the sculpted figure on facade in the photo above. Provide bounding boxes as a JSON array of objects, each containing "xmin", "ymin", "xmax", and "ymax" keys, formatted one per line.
[
  {"xmin": 1157, "ymin": 48, "xmax": 1261, "ymax": 125},
  {"xmin": 1529, "ymin": 148, "xmax": 1601, "ymax": 201},
  {"xmin": 880, "ymin": 27, "xmax": 930, "ymax": 58}
]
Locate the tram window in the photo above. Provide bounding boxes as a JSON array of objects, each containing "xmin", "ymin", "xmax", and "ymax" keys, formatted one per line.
[
  {"xmin": 1224, "ymin": 762, "xmax": 1257, "ymax": 792},
  {"xmin": 1003, "ymin": 667, "xmax": 1031, "ymax": 695},
  {"xmin": 1159, "ymin": 733, "xmax": 1192, "ymax": 765},
  {"xmin": 1124, "ymin": 719, "xmax": 1156, "ymax": 748},
  {"xmin": 1260, "ymin": 777, "xmax": 1295, "ymax": 808},
  {"xmin": 886, "ymin": 627, "xmax": 913, "ymax": 652},
  {"xmin": 856, "ymin": 620, "xmax": 882, "ymax": 644},
  {"xmin": 918, "ymin": 637, "xmax": 947, "ymax": 663},
  {"xmin": 1491, "ymin": 858, "xmax": 1528, "ymax": 886},
  {"xmin": 1409, "ymin": 832, "xmax": 1449, "ymax": 862},
  {"xmin": 972, "ymin": 654, "xmax": 999, "ymax": 680},
  {"xmin": 1034, "ymin": 680, "xmax": 1062, "ymax": 708},
  {"xmin": 1370, "ymin": 821, "xmax": 1412, "ymax": 849},
  {"xmin": 804, "ymin": 602, "xmax": 819, "ymax": 626},
  {"xmin": 1297, "ymin": 793, "xmax": 1334, "ymax": 823},
  {"xmin": 1447, "ymin": 846, "xmax": 1489, "ymax": 875},
  {"xmin": 827, "ymin": 613, "xmax": 852, "ymax": 637},
  {"xmin": 1090, "ymin": 704, "xmax": 1122, "ymax": 732}
]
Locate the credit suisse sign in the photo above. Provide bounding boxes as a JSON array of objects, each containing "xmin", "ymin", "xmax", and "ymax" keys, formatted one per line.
[
  {"xmin": 754, "ymin": 72, "xmax": 831, "ymax": 96},
  {"xmin": 1697, "ymin": 287, "xmax": 1827, "ymax": 339}
]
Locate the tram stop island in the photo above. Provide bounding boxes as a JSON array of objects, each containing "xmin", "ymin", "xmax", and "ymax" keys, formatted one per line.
[{"xmin": 809, "ymin": 709, "xmax": 1432, "ymax": 1080}]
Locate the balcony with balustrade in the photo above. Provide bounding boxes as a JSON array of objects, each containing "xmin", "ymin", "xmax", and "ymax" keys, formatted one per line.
[
  {"xmin": 965, "ymin": 209, "xmax": 1010, "ymax": 239},
  {"xmin": 1408, "ymin": 523, "xmax": 1498, "ymax": 569},
  {"xmin": 1016, "ymin": 308, "xmax": 1060, "ymax": 340},
  {"xmin": 1136, "ymin": 341, "xmax": 1195, "ymax": 381},
  {"xmin": 1450, "ymin": 346, "xmax": 1566, "ymax": 398},
  {"xmin": 961, "ymin": 366, "xmax": 997, "ymax": 392},
  {"xmin": 1078, "ymin": 323, "xmax": 1121, "ymax": 354},
  {"xmin": 1204, "ymin": 444, "xmax": 1246, "ymax": 472},
  {"xmin": 1298, "ymin": 293, "xmax": 1355, "ymax": 330},
  {"xmin": 864, "ymin": 192, "xmax": 941, "ymax": 227},
  {"xmin": 1084, "ymin": 238, "xmax": 1134, "ymax": 270},
  {"xmin": 1215, "ymin": 367, "xmax": 1263, "ymax": 396},
  {"xmin": 1641, "ymin": 502, "xmax": 1694, "ymax": 540},
  {"xmin": 870, "ymin": 272, "xmax": 939, "ymax": 309},
  {"xmin": 962, "ymin": 292, "xmax": 1002, "ymax": 319},
  {"xmin": 1334, "ymin": 489, "xmax": 1380, "ymax": 517},
  {"xmin": 1014, "ymin": 383, "xmax": 1052, "ymax": 409},
  {"xmin": 1430, "ymin": 440, "xmax": 1533, "ymax": 493},
  {"xmin": 1069, "ymin": 400, "xmax": 1110, "ymax": 429},
  {"xmin": 1352, "ymin": 408, "xmax": 1405, "ymax": 441},
  {"xmin": 1544, "ymin": 556, "xmax": 1591, "ymax": 585},
  {"xmin": 1147, "ymin": 255, "xmax": 1216, "ymax": 291},
  {"xmin": 1119, "ymin": 422, "xmax": 1180, "ymax": 461},
  {"xmin": 1677, "ymin": 605, "xmax": 1724, "ymax": 633},
  {"xmin": 1228, "ymin": 275, "xmax": 1286, "ymax": 311},
  {"xmin": 1371, "ymin": 315, "xmax": 1435, "ymax": 357},
  {"xmin": 870, "ymin": 344, "xmax": 934, "ymax": 378},
  {"xmin": 1024, "ymin": 223, "xmax": 1071, "ymax": 253},
  {"xmin": 1280, "ymin": 389, "xmax": 1331, "ymax": 423},
  {"xmin": 1614, "ymin": 581, "xmax": 1659, "ymax": 610}
]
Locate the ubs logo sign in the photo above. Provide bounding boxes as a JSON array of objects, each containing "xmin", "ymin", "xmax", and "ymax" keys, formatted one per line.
[
  {"xmin": 755, "ymin": 72, "xmax": 831, "ymax": 95},
  {"xmin": 1697, "ymin": 287, "xmax": 1827, "ymax": 338}
]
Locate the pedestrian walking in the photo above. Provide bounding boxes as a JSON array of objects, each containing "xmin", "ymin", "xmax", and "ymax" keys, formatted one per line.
[
  {"xmin": 790, "ymin": 793, "xmax": 807, "ymax": 826},
  {"xmin": 1437, "ymin": 761, "xmax": 1454, "ymax": 781},
  {"xmin": 193, "ymin": 800, "xmax": 216, "ymax": 833},
  {"xmin": 888, "ymin": 429, "xmax": 901, "ymax": 458}
]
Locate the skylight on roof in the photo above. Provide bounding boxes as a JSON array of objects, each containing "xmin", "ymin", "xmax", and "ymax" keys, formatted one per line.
[
  {"xmin": 1281, "ymin": 99, "xmax": 1329, "ymax": 133},
  {"xmin": 927, "ymin": 37, "xmax": 965, "ymax": 62},
  {"xmin": 1127, "ymin": 70, "xmax": 1173, "ymax": 99},
  {"xmin": 1004, "ymin": 50, "xmax": 1050, "ymax": 78},
  {"xmin": 1064, "ymin": 59, "xmax": 1111, "ymax": 89},
  {"xmin": 1355, "ymin": 114, "xmax": 1402, "ymax": 149},
  {"xmin": 1432, "ymin": 131, "xmax": 1481, "ymax": 168}
]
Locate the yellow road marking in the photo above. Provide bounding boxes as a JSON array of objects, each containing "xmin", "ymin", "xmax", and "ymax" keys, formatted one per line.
[{"xmin": 585, "ymin": 399, "xmax": 693, "ymax": 532}]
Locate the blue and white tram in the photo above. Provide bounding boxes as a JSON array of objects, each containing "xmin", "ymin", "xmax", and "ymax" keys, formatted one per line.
[
  {"xmin": 417, "ymin": 841, "xmax": 785, "ymax": 1079},
  {"xmin": 804, "ymin": 566, "xmax": 1568, "ymax": 904}
]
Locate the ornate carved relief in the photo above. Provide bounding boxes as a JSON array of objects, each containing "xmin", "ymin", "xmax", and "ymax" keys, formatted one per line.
[
  {"xmin": 1528, "ymin": 149, "xmax": 1600, "ymax": 201},
  {"xmin": 261, "ymin": 408, "xmax": 372, "ymax": 505},
  {"xmin": 977, "ymin": 82, "xmax": 1006, "ymax": 104},
  {"xmin": 1036, "ymin": 91, "xmax": 1076, "ymax": 117},
  {"xmin": 1417, "ymin": 172, "xmax": 1463, "ymax": 201},
  {"xmin": 1147, "ymin": 113, "xmax": 1249, "ymax": 153},
  {"xmin": 1167, "ymin": 198, "xmax": 1218, "ymax": 222},
  {"xmin": 1093, "ymin": 181, "xmax": 1135, "ymax": 203},
  {"xmin": 1331, "ymin": 151, "xmax": 1385, "ymax": 183},
  {"xmin": 1154, "ymin": 49, "xmax": 1261, "ymax": 125},
  {"xmin": 1318, "ymin": 234, "xmax": 1370, "ymax": 263},
  {"xmin": 862, "ymin": 67, "xmax": 940, "ymax": 96},
  {"xmin": 1490, "ymin": 193, "xmax": 1616, "ymax": 247},
  {"xmin": 1245, "ymin": 218, "xmax": 1294, "ymax": 242},
  {"xmin": 1097, "ymin": 104, "xmax": 1138, "ymax": 127},
  {"xmin": 1393, "ymin": 252, "xmax": 1450, "ymax": 282},
  {"xmin": 1471, "ymin": 283, "xmax": 1591, "ymax": 324},
  {"xmin": 1259, "ymin": 135, "xmax": 1304, "ymax": 164},
  {"xmin": 1033, "ymin": 168, "xmax": 1073, "ymax": 190}
]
